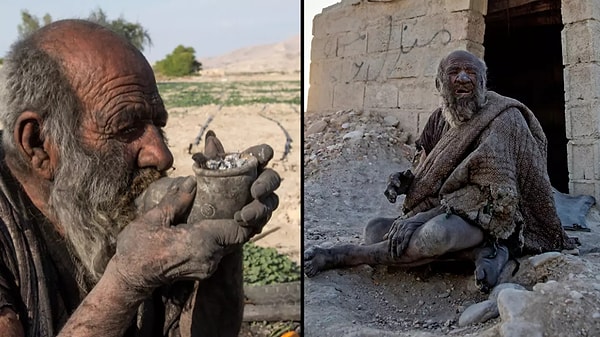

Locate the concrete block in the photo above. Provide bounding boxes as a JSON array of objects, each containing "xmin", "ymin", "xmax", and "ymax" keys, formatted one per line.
[
  {"xmin": 309, "ymin": 59, "xmax": 343, "ymax": 86},
  {"xmin": 389, "ymin": 15, "xmax": 453, "ymax": 54},
  {"xmin": 450, "ymin": 10, "xmax": 486, "ymax": 44},
  {"xmin": 397, "ymin": 78, "xmax": 438, "ymax": 111},
  {"xmin": 340, "ymin": 56, "xmax": 369, "ymax": 83},
  {"xmin": 567, "ymin": 140, "xmax": 598, "ymax": 180},
  {"xmin": 333, "ymin": 82, "xmax": 365, "ymax": 109},
  {"xmin": 563, "ymin": 63, "xmax": 600, "ymax": 103},
  {"xmin": 365, "ymin": 83, "xmax": 399, "ymax": 108},
  {"xmin": 388, "ymin": 50, "xmax": 422, "ymax": 79},
  {"xmin": 307, "ymin": 83, "xmax": 334, "ymax": 113},
  {"xmin": 569, "ymin": 180, "xmax": 599, "ymax": 201},
  {"xmin": 313, "ymin": 5, "xmax": 366, "ymax": 36},
  {"xmin": 370, "ymin": 0, "xmax": 426, "ymax": 21},
  {"xmin": 310, "ymin": 36, "xmax": 338, "ymax": 61},
  {"xmin": 337, "ymin": 31, "xmax": 368, "ymax": 57},
  {"xmin": 562, "ymin": 0, "xmax": 600, "ymax": 24},
  {"xmin": 444, "ymin": 0, "xmax": 487, "ymax": 15},
  {"xmin": 561, "ymin": 19, "xmax": 600, "ymax": 65},
  {"xmin": 565, "ymin": 100, "xmax": 600, "ymax": 138},
  {"xmin": 366, "ymin": 16, "xmax": 394, "ymax": 53}
]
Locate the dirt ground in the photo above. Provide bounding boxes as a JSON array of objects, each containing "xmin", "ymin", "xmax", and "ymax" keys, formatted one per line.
[
  {"xmin": 303, "ymin": 108, "xmax": 600, "ymax": 336},
  {"xmin": 163, "ymin": 74, "xmax": 301, "ymax": 264}
]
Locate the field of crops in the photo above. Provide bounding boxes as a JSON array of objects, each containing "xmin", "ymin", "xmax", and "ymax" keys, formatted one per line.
[{"xmin": 157, "ymin": 80, "xmax": 300, "ymax": 108}]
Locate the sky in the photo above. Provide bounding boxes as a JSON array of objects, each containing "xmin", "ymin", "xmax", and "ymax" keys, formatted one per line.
[
  {"xmin": 304, "ymin": 0, "xmax": 339, "ymax": 104},
  {"xmin": 0, "ymin": 0, "xmax": 300, "ymax": 64}
]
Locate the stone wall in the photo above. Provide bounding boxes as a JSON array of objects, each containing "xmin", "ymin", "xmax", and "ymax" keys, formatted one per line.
[
  {"xmin": 562, "ymin": 0, "xmax": 600, "ymax": 200},
  {"xmin": 307, "ymin": 0, "xmax": 488, "ymax": 137}
]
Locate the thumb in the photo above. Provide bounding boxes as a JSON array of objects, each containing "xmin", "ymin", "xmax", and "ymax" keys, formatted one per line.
[
  {"xmin": 242, "ymin": 144, "xmax": 274, "ymax": 169},
  {"xmin": 144, "ymin": 176, "xmax": 197, "ymax": 227}
]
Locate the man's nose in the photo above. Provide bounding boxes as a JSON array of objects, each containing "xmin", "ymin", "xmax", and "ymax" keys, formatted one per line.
[
  {"xmin": 137, "ymin": 125, "xmax": 174, "ymax": 171},
  {"xmin": 456, "ymin": 71, "xmax": 471, "ymax": 83}
]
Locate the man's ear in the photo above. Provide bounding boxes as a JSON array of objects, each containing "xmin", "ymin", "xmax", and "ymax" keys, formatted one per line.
[
  {"xmin": 435, "ymin": 77, "xmax": 441, "ymax": 92},
  {"xmin": 13, "ymin": 111, "xmax": 56, "ymax": 180}
]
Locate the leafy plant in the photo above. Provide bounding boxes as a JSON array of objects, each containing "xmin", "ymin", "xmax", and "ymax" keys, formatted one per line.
[
  {"xmin": 243, "ymin": 243, "xmax": 300, "ymax": 285},
  {"xmin": 154, "ymin": 45, "xmax": 202, "ymax": 77}
]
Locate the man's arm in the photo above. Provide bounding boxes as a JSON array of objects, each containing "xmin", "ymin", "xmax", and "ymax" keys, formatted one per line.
[{"xmin": 56, "ymin": 260, "xmax": 147, "ymax": 336}]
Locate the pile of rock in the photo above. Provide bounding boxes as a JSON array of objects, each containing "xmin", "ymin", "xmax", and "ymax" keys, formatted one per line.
[{"xmin": 304, "ymin": 109, "xmax": 413, "ymax": 178}]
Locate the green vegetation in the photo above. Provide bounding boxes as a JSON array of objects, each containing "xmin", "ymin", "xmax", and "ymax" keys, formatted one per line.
[
  {"xmin": 157, "ymin": 80, "xmax": 300, "ymax": 108},
  {"xmin": 243, "ymin": 243, "xmax": 300, "ymax": 286},
  {"xmin": 154, "ymin": 45, "xmax": 202, "ymax": 77},
  {"xmin": 17, "ymin": 10, "xmax": 52, "ymax": 39},
  {"xmin": 0, "ymin": 58, "xmax": 3, "ymax": 65},
  {"xmin": 88, "ymin": 8, "xmax": 152, "ymax": 52},
  {"xmin": 16, "ymin": 8, "xmax": 152, "ymax": 52}
]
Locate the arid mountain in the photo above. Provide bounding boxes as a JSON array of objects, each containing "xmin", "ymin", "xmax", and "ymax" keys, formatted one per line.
[{"xmin": 200, "ymin": 35, "xmax": 299, "ymax": 75}]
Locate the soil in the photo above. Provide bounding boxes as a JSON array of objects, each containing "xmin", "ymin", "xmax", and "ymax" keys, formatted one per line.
[{"xmin": 303, "ymin": 108, "xmax": 600, "ymax": 336}]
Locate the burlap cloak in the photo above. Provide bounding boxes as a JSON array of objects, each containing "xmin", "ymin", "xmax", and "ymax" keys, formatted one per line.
[{"xmin": 403, "ymin": 91, "xmax": 577, "ymax": 255}]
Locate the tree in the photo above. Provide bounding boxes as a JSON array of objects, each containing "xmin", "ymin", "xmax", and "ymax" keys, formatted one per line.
[
  {"xmin": 87, "ymin": 8, "xmax": 152, "ymax": 52},
  {"xmin": 154, "ymin": 45, "xmax": 202, "ymax": 77},
  {"xmin": 17, "ymin": 10, "xmax": 52, "ymax": 39}
]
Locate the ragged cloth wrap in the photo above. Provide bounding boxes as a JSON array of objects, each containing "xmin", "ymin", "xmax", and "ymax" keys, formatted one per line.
[{"xmin": 403, "ymin": 91, "xmax": 577, "ymax": 255}]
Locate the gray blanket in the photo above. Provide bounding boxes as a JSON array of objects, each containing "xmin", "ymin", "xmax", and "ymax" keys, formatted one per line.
[{"xmin": 403, "ymin": 91, "xmax": 578, "ymax": 255}]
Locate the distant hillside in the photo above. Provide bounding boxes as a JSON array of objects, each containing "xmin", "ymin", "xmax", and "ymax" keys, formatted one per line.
[{"xmin": 200, "ymin": 35, "xmax": 300, "ymax": 75}]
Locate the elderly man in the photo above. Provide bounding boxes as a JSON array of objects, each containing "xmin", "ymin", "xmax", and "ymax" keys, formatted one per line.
[
  {"xmin": 0, "ymin": 20, "xmax": 279, "ymax": 336},
  {"xmin": 304, "ymin": 50, "xmax": 577, "ymax": 292}
]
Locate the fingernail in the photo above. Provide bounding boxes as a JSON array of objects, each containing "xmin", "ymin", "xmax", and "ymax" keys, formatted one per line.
[{"xmin": 182, "ymin": 176, "xmax": 196, "ymax": 193}]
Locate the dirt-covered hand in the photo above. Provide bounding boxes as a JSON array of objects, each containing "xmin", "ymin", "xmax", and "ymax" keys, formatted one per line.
[
  {"xmin": 386, "ymin": 218, "xmax": 421, "ymax": 258},
  {"xmin": 112, "ymin": 176, "xmax": 257, "ymax": 293},
  {"xmin": 235, "ymin": 144, "xmax": 280, "ymax": 233},
  {"xmin": 384, "ymin": 170, "xmax": 414, "ymax": 203}
]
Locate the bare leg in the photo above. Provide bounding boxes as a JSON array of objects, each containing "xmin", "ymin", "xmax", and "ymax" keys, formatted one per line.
[{"xmin": 304, "ymin": 214, "xmax": 484, "ymax": 276}]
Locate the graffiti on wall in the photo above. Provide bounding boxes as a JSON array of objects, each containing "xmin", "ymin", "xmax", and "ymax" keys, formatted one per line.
[{"xmin": 351, "ymin": 15, "xmax": 452, "ymax": 81}]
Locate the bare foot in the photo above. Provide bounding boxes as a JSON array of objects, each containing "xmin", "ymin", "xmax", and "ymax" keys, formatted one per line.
[
  {"xmin": 304, "ymin": 246, "xmax": 331, "ymax": 277},
  {"xmin": 474, "ymin": 244, "xmax": 509, "ymax": 293}
]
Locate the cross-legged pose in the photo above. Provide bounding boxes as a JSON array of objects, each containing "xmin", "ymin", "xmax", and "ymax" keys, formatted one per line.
[{"xmin": 304, "ymin": 50, "xmax": 578, "ymax": 292}]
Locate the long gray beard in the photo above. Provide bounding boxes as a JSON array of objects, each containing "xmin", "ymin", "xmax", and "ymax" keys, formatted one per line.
[
  {"xmin": 48, "ymin": 142, "xmax": 162, "ymax": 284},
  {"xmin": 441, "ymin": 89, "xmax": 487, "ymax": 128}
]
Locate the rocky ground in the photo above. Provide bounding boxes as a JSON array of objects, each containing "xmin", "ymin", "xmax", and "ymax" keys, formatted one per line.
[{"xmin": 304, "ymin": 108, "xmax": 600, "ymax": 337}]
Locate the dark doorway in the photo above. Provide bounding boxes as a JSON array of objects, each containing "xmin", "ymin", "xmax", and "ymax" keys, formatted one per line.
[{"xmin": 484, "ymin": 0, "xmax": 568, "ymax": 192}]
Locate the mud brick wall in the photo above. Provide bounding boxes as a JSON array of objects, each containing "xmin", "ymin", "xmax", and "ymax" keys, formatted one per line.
[
  {"xmin": 307, "ymin": 0, "xmax": 488, "ymax": 137},
  {"xmin": 562, "ymin": 0, "xmax": 600, "ymax": 200}
]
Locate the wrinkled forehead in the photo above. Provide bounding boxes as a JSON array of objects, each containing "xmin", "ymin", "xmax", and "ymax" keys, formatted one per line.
[
  {"xmin": 37, "ymin": 22, "xmax": 156, "ymax": 95},
  {"xmin": 442, "ymin": 51, "xmax": 484, "ymax": 71}
]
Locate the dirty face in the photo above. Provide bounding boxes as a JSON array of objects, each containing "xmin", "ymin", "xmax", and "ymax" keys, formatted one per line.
[
  {"xmin": 40, "ymin": 22, "xmax": 174, "ymax": 281},
  {"xmin": 437, "ymin": 50, "xmax": 487, "ymax": 127}
]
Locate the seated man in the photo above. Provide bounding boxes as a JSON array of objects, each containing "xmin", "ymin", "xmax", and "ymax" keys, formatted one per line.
[
  {"xmin": 0, "ymin": 20, "xmax": 279, "ymax": 336},
  {"xmin": 304, "ymin": 50, "xmax": 577, "ymax": 292}
]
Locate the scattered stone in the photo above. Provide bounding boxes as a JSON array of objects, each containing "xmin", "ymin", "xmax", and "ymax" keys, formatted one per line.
[
  {"xmin": 383, "ymin": 115, "xmax": 399, "ymax": 127},
  {"xmin": 489, "ymin": 283, "xmax": 527, "ymax": 302},
  {"xmin": 528, "ymin": 251, "xmax": 562, "ymax": 268},
  {"xmin": 341, "ymin": 122, "xmax": 351, "ymax": 129},
  {"xmin": 458, "ymin": 299, "xmax": 499, "ymax": 326},
  {"xmin": 343, "ymin": 130, "xmax": 364, "ymax": 141},
  {"xmin": 306, "ymin": 120, "xmax": 328, "ymax": 135}
]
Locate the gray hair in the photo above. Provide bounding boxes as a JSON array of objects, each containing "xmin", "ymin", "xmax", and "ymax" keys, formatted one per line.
[{"xmin": 0, "ymin": 36, "xmax": 83, "ymax": 174}]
